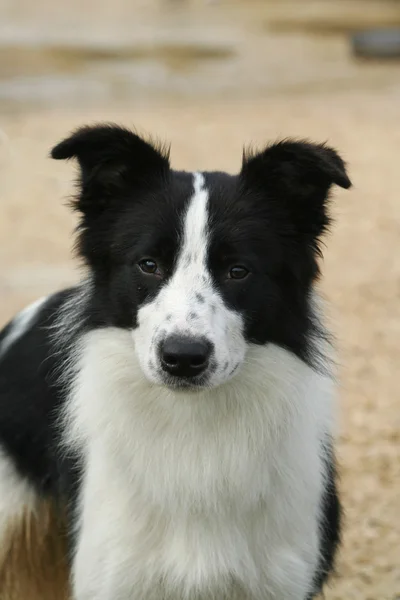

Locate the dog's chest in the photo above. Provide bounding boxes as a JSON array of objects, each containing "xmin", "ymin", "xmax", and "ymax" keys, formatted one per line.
[
  {"xmin": 83, "ymin": 428, "xmax": 276, "ymax": 598},
  {"xmin": 110, "ymin": 486, "xmax": 270, "ymax": 599}
]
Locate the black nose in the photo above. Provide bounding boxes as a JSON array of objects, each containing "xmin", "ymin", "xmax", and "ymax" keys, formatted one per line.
[{"xmin": 160, "ymin": 336, "xmax": 212, "ymax": 378}]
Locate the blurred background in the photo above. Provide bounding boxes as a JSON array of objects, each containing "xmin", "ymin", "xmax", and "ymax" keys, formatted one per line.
[{"xmin": 0, "ymin": 1, "xmax": 399, "ymax": 598}]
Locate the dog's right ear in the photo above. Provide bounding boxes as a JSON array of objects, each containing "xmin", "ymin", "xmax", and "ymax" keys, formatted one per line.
[{"xmin": 51, "ymin": 124, "xmax": 170, "ymax": 216}]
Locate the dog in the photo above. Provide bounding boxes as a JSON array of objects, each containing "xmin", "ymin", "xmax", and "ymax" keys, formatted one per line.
[{"xmin": 0, "ymin": 124, "xmax": 351, "ymax": 599}]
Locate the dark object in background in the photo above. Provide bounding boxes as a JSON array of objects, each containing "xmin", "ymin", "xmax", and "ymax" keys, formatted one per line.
[{"xmin": 352, "ymin": 28, "xmax": 400, "ymax": 58}]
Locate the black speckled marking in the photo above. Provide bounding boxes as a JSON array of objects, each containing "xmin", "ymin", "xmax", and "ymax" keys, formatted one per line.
[
  {"xmin": 195, "ymin": 293, "xmax": 205, "ymax": 303},
  {"xmin": 188, "ymin": 312, "xmax": 198, "ymax": 321},
  {"xmin": 229, "ymin": 364, "xmax": 239, "ymax": 377}
]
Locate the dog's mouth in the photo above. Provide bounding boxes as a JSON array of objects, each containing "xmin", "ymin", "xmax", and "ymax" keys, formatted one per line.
[{"xmin": 160, "ymin": 373, "xmax": 211, "ymax": 392}]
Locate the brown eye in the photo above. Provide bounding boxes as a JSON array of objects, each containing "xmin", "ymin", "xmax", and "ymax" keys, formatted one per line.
[
  {"xmin": 229, "ymin": 266, "xmax": 249, "ymax": 280},
  {"xmin": 138, "ymin": 259, "xmax": 159, "ymax": 275}
]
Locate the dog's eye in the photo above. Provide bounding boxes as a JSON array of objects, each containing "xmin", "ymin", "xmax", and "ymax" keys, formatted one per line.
[
  {"xmin": 138, "ymin": 259, "xmax": 159, "ymax": 275},
  {"xmin": 228, "ymin": 266, "xmax": 249, "ymax": 280}
]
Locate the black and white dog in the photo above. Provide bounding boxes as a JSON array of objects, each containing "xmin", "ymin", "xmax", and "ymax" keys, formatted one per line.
[{"xmin": 0, "ymin": 125, "xmax": 351, "ymax": 599}]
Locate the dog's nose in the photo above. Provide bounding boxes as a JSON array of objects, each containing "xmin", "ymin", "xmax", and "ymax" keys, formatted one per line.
[{"xmin": 160, "ymin": 336, "xmax": 211, "ymax": 378}]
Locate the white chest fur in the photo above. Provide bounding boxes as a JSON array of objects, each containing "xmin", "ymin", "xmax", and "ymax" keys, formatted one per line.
[{"xmin": 66, "ymin": 328, "xmax": 334, "ymax": 600}]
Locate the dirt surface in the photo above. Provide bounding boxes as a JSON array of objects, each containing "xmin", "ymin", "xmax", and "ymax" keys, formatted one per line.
[{"xmin": 1, "ymin": 1, "xmax": 400, "ymax": 598}]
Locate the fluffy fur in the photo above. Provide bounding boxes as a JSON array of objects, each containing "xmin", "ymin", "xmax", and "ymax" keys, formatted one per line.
[{"xmin": 0, "ymin": 124, "xmax": 350, "ymax": 599}]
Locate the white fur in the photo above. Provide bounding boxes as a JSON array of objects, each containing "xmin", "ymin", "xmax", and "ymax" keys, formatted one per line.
[
  {"xmin": 133, "ymin": 173, "xmax": 246, "ymax": 389},
  {"xmin": 0, "ymin": 296, "xmax": 47, "ymax": 359},
  {"xmin": 67, "ymin": 326, "xmax": 333, "ymax": 599}
]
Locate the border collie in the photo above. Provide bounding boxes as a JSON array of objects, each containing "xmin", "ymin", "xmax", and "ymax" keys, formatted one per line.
[{"xmin": 0, "ymin": 125, "xmax": 351, "ymax": 599}]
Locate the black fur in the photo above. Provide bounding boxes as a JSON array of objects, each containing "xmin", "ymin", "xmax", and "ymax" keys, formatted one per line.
[
  {"xmin": 0, "ymin": 291, "xmax": 74, "ymax": 494},
  {"xmin": 312, "ymin": 443, "xmax": 342, "ymax": 595}
]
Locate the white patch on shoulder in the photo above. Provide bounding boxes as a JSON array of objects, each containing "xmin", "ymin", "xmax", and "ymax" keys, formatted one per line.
[
  {"xmin": 133, "ymin": 172, "xmax": 246, "ymax": 388},
  {"xmin": 0, "ymin": 296, "xmax": 48, "ymax": 359},
  {"xmin": 66, "ymin": 326, "xmax": 334, "ymax": 599},
  {"xmin": 0, "ymin": 448, "xmax": 38, "ymax": 565}
]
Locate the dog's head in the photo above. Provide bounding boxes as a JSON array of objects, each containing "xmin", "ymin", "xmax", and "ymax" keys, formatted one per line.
[{"xmin": 52, "ymin": 125, "xmax": 350, "ymax": 390}]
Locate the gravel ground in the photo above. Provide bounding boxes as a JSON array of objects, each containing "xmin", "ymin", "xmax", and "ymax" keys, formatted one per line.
[{"xmin": 0, "ymin": 1, "xmax": 399, "ymax": 598}]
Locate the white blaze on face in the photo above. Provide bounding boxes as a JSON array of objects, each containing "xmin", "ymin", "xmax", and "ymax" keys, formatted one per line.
[
  {"xmin": 133, "ymin": 172, "xmax": 246, "ymax": 388},
  {"xmin": 181, "ymin": 172, "xmax": 210, "ymax": 276}
]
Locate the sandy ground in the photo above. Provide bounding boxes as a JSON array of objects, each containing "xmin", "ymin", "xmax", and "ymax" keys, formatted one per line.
[{"xmin": 0, "ymin": 1, "xmax": 400, "ymax": 598}]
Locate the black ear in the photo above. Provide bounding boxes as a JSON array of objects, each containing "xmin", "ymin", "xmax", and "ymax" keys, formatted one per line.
[
  {"xmin": 51, "ymin": 124, "xmax": 170, "ymax": 215},
  {"xmin": 241, "ymin": 139, "xmax": 351, "ymax": 242}
]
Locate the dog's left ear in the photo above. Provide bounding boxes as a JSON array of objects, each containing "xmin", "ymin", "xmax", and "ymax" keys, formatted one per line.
[
  {"xmin": 241, "ymin": 139, "xmax": 351, "ymax": 241},
  {"xmin": 51, "ymin": 124, "xmax": 170, "ymax": 217}
]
